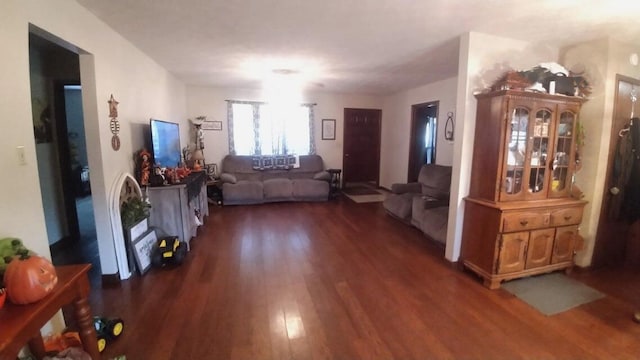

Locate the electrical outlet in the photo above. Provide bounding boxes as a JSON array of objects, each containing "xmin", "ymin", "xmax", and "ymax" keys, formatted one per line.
[{"xmin": 16, "ymin": 146, "xmax": 26, "ymax": 165}]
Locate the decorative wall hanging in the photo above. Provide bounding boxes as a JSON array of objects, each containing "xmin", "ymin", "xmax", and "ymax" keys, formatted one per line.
[
  {"xmin": 109, "ymin": 94, "xmax": 121, "ymax": 151},
  {"xmin": 444, "ymin": 111, "xmax": 455, "ymax": 141},
  {"xmin": 322, "ymin": 119, "xmax": 336, "ymax": 140}
]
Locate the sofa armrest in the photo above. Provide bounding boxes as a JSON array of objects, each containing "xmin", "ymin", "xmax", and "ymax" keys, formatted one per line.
[
  {"xmin": 219, "ymin": 172, "xmax": 237, "ymax": 184},
  {"xmin": 413, "ymin": 195, "xmax": 449, "ymax": 210},
  {"xmin": 391, "ymin": 182, "xmax": 421, "ymax": 194},
  {"xmin": 313, "ymin": 170, "xmax": 331, "ymax": 181}
]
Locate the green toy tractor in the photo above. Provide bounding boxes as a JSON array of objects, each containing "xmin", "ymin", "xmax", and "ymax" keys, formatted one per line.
[{"xmin": 94, "ymin": 316, "xmax": 124, "ymax": 353}]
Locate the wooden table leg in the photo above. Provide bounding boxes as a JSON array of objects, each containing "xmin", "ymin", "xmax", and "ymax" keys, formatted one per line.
[
  {"xmin": 27, "ymin": 333, "xmax": 46, "ymax": 359},
  {"xmin": 73, "ymin": 296, "xmax": 100, "ymax": 360}
]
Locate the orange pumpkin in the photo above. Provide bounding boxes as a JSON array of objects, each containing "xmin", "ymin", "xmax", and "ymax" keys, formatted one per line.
[{"xmin": 4, "ymin": 254, "xmax": 58, "ymax": 305}]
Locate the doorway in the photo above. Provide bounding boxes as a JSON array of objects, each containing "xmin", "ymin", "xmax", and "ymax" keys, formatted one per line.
[
  {"xmin": 342, "ymin": 108, "xmax": 382, "ymax": 188},
  {"xmin": 408, "ymin": 101, "xmax": 438, "ymax": 182},
  {"xmin": 29, "ymin": 33, "xmax": 100, "ymax": 282},
  {"xmin": 592, "ymin": 75, "xmax": 640, "ymax": 268}
]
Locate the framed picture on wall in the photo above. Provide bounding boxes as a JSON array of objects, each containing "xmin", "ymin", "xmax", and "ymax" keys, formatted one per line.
[
  {"xmin": 202, "ymin": 120, "xmax": 223, "ymax": 131},
  {"xmin": 322, "ymin": 119, "xmax": 336, "ymax": 140}
]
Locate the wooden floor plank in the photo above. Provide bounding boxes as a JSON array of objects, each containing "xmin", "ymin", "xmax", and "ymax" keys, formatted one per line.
[{"xmin": 84, "ymin": 199, "xmax": 640, "ymax": 359}]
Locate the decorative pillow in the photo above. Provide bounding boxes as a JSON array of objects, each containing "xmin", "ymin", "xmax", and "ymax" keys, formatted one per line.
[
  {"xmin": 251, "ymin": 157, "xmax": 262, "ymax": 170},
  {"xmin": 288, "ymin": 155, "xmax": 300, "ymax": 169},
  {"xmin": 261, "ymin": 157, "xmax": 274, "ymax": 169},
  {"xmin": 275, "ymin": 155, "xmax": 289, "ymax": 169},
  {"xmin": 219, "ymin": 173, "xmax": 237, "ymax": 184}
]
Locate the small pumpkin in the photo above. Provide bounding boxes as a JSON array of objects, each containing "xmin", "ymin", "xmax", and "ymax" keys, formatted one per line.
[{"xmin": 4, "ymin": 252, "xmax": 58, "ymax": 305}]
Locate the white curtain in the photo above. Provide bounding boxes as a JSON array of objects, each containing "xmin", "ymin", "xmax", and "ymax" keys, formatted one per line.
[{"xmin": 227, "ymin": 100, "xmax": 314, "ymax": 156}]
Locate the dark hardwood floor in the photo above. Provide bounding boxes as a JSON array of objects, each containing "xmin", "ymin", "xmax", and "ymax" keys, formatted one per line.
[{"xmin": 82, "ymin": 198, "xmax": 640, "ymax": 359}]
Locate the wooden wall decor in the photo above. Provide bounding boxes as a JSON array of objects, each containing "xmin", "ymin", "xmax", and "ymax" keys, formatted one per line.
[{"xmin": 109, "ymin": 94, "xmax": 121, "ymax": 151}]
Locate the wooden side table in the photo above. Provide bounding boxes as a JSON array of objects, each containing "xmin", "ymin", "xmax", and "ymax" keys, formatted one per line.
[
  {"xmin": 0, "ymin": 264, "xmax": 100, "ymax": 360},
  {"xmin": 327, "ymin": 169, "xmax": 342, "ymax": 199}
]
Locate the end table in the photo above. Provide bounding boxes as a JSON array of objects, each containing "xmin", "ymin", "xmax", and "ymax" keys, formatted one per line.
[{"xmin": 327, "ymin": 169, "xmax": 342, "ymax": 199}]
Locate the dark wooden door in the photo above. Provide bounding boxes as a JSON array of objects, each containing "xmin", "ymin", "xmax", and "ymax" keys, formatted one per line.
[
  {"xmin": 343, "ymin": 108, "xmax": 381, "ymax": 186},
  {"xmin": 592, "ymin": 75, "xmax": 640, "ymax": 268}
]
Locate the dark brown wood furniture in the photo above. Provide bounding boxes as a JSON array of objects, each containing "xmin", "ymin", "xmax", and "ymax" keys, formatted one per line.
[
  {"xmin": 327, "ymin": 168, "xmax": 342, "ymax": 198},
  {"xmin": 0, "ymin": 264, "xmax": 100, "ymax": 360},
  {"xmin": 461, "ymin": 89, "xmax": 587, "ymax": 289}
]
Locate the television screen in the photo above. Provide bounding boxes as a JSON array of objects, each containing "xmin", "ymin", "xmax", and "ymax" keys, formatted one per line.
[{"xmin": 150, "ymin": 119, "xmax": 181, "ymax": 168}]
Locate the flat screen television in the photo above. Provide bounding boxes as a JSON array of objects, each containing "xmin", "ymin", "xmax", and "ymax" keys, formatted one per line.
[{"xmin": 150, "ymin": 119, "xmax": 181, "ymax": 168}]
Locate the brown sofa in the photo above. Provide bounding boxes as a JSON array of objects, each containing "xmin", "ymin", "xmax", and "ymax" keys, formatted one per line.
[{"xmin": 383, "ymin": 164, "xmax": 452, "ymax": 245}]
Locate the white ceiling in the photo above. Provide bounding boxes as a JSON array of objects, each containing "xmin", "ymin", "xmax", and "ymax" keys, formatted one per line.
[{"xmin": 75, "ymin": 0, "xmax": 640, "ymax": 95}]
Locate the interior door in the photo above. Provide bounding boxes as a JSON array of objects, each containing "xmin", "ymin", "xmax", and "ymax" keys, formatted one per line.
[
  {"xmin": 408, "ymin": 102, "xmax": 438, "ymax": 182},
  {"xmin": 343, "ymin": 108, "xmax": 382, "ymax": 186},
  {"xmin": 592, "ymin": 75, "xmax": 640, "ymax": 268}
]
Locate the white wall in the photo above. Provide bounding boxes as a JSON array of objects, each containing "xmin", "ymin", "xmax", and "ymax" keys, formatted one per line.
[
  {"xmin": 0, "ymin": 0, "xmax": 187, "ymax": 280},
  {"xmin": 186, "ymin": 86, "xmax": 383, "ymax": 170},
  {"xmin": 447, "ymin": 32, "xmax": 559, "ymax": 261},
  {"xmin": 561, "ymin": 38, "xmax": 640, "ymax": 266},
  {"xmin": 380, "ymin": 77, "xmax": 458, "ymax": 188}
]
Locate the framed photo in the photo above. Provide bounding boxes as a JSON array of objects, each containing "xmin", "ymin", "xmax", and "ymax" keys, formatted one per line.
[
  {"xmin": 132, "ymin": 229, "xmax": 157, "ymax": 275},
  {"xmin": 205, "ymin": 163, "xmax": 218, "ymax": 179},
  {"xmin": 202, "ymin": 120, "xmax": 223, "ymax": 131},
  {"xmin": 322, "ymin": 119, "xmax": 336, "ymax": 140}
]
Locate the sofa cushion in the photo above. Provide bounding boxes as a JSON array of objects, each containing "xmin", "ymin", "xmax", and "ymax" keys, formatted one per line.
[
  {"xmin": 290, "ymin": 155, "xmax": 324, "ymax": 174},
  {"xmin": 418, "ymin": 164, "xmax": 452, "ymax": 199},
  {"xmin": 222, "ymin": 181, "xmax": 263, "ymax": 204},
  {"xmin": 262, "ymin": 170, "xmax": 291, "ymax": 181},
  {"xmin": 263, "ymin": 178, "xmax": 293, "ymax": 200},
  {"xmin": 292, "ymin": 179, "xmax": 329, "ymax": 200}
]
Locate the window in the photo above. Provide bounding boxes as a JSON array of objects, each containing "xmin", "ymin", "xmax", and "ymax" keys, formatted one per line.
[{"xmin": 227, "ymin": 101, "xmax": 315, "ymax": 156}]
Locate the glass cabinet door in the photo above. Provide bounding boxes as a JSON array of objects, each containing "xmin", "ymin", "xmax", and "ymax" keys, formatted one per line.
[
  {"xmin": 502, "ymin": 107, "xmax": 529, "ymax": 199},
  {"xmin": 528, "ymin": 109, "xmax": 551, "ymax": 196},
  {"xmin": 550, "ymin": 110, "xmax": 575, "ymax": 197}
]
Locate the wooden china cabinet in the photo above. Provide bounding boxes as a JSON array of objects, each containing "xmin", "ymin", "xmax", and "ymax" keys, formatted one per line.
[{"xmin": 461, "ymin": 89, "xmax": 587, "ymax": 289}]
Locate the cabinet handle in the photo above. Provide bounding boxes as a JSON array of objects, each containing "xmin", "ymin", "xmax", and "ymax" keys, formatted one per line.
[
  {"xmin": 520, "ymin": 220, "xmax": 529, "ymax": 226},
  {"xmin": 564, "ymin": 215, "xmax": 572, "ymax": 221}
]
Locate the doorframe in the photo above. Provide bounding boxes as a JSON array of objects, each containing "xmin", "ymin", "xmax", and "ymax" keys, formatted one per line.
[
  {"xmin": 53, "ymin": 80, "xmax": 82, "ymax": 245},
  {"xmin": 407, "ymin": 101, "xmax": 439, "ymax": 182}
]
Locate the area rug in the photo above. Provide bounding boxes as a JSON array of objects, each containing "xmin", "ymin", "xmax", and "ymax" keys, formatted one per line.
[
  {"xmin": 342, "ymin": 186, "xmax": 381, "ymax": 196},
  {"xmin": 502, "ymin": 272, "xmax": 606, "ymax": 316},
  {"xmin": 344, "ymin": 192, "xmax": 386, "ymax": 203}
]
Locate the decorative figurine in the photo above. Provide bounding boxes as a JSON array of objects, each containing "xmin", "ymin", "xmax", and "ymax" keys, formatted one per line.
[{"xmin": 137, "ymin": 149, "xmax": 152, "ymax": 186}]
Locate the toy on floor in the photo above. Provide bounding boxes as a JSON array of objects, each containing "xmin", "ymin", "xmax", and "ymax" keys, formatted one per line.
[
  {"xmin": 151, "ymin": 236, "xmax": 187, "ymax": 268},
  {"xmin": 94, "ymin": 316, "xmax": 124, "ymax": 353},
  {"xmin": 43, "ymin": 331, "xmax": 83, "ymax": 355}
]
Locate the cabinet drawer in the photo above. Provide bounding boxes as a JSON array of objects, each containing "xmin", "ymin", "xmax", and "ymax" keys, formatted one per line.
[
  {"xmin": 502, "ymin": 211, "xmax": 550, "ymax": 232},
  {"xmin": 550, "ymin": 207, "xmax": 583, "ymax": 226}
]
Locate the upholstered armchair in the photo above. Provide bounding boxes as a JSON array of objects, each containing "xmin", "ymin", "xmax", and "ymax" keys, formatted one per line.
[{"xmin": 383, "ymin": 164, "xmax": 452, "ymax": 244}]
